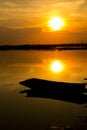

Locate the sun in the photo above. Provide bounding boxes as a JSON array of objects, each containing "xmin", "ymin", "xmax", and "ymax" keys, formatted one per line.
[
  {"xmin": 49, "ymin": 17, "xmax": 64, "ymax": 31},
  {"xmin": 50, "ymin": 60, "xmax": 63, "ymax": 73}
]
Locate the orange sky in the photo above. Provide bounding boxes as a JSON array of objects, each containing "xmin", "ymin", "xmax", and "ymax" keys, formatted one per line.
[{"xmin": 0, "ymin": 0, "xmax": 87, "ymax": 44}]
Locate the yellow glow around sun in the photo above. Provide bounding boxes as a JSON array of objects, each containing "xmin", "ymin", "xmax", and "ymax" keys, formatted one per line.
[
  {"xmin": 50, "ymin": 60, "xmax": 63, "ymax": 73},
  {"xmin": 49, "ymin": 17, "xmax": 64, "ymax": 31}
]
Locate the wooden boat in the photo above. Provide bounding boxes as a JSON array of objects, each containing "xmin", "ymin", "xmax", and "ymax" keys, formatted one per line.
[{"xmin": 19, "ymin": 78, "xmax": 87, "ymax": 94}]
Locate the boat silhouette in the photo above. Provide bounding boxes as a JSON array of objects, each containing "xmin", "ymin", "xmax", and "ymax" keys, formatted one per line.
[
  {"xmin": 19, "ymin": 78, "xmax": 87, "ymax": 94},
  {"xmin": 19, "ymin": 78, "xmax": 87, "ymax": 105}
]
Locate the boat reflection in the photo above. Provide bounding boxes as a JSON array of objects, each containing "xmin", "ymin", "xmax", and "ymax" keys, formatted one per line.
[
  {"xmin": 20, "ymin": 89, "xmax": 87, "ymax": 105},
  {"xmin": 20, "ymin": 94, "xmax": 87, "ymax": 107}
]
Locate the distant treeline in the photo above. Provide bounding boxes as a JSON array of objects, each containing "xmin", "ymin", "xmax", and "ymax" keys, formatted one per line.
[{"xmin": 0, "ymin": 43, "xmax": 87, "ymax": 51}]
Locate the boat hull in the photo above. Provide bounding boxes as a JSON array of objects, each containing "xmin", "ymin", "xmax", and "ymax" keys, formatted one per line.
[{"xmin": 19, "ymin": 78, "xmax": 86, "ymax": 94}]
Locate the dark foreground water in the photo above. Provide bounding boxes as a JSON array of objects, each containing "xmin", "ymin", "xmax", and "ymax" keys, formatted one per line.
[{"xmin": 0, "ymin": 50, "xmax": 87, "ymax": 130}]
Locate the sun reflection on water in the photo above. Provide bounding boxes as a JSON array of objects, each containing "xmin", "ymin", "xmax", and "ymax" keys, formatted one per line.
[{"xmin": 50, "ymin": 60, "xmax": 63, "ymax": 73}]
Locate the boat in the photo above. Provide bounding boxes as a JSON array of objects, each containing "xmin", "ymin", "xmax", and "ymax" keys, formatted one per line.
[{"xmin": 19, "ymin": 78, "xmax": 87, "ymax": 94}]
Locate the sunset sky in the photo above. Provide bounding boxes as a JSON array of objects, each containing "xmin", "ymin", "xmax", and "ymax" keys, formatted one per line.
[{"xmin": 0, "ymin": 0, "xmax": 87, "ymax": 44}]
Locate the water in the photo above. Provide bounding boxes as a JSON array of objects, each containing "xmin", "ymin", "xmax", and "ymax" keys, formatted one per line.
[{"xmin": 0, "ymin": 50, "xmax": 87, "ymax": 130}]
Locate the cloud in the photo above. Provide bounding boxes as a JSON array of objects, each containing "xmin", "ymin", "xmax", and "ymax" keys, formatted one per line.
[
  {"xmin": 0, "ymin": 1, "xmax": 17, "ymax": 8},
  {"xmin": 0, "ymin": 27, "xmax": 42, "ymax": 44},
  {"xmin": 0, "ymin": 27, "xmax": 87, "ymax": 45}
]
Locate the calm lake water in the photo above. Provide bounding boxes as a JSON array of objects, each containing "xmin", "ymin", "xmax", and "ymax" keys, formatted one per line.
[{"xmin": 0, "ymin": 50, "xmax": 87, "ymax": 130}]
